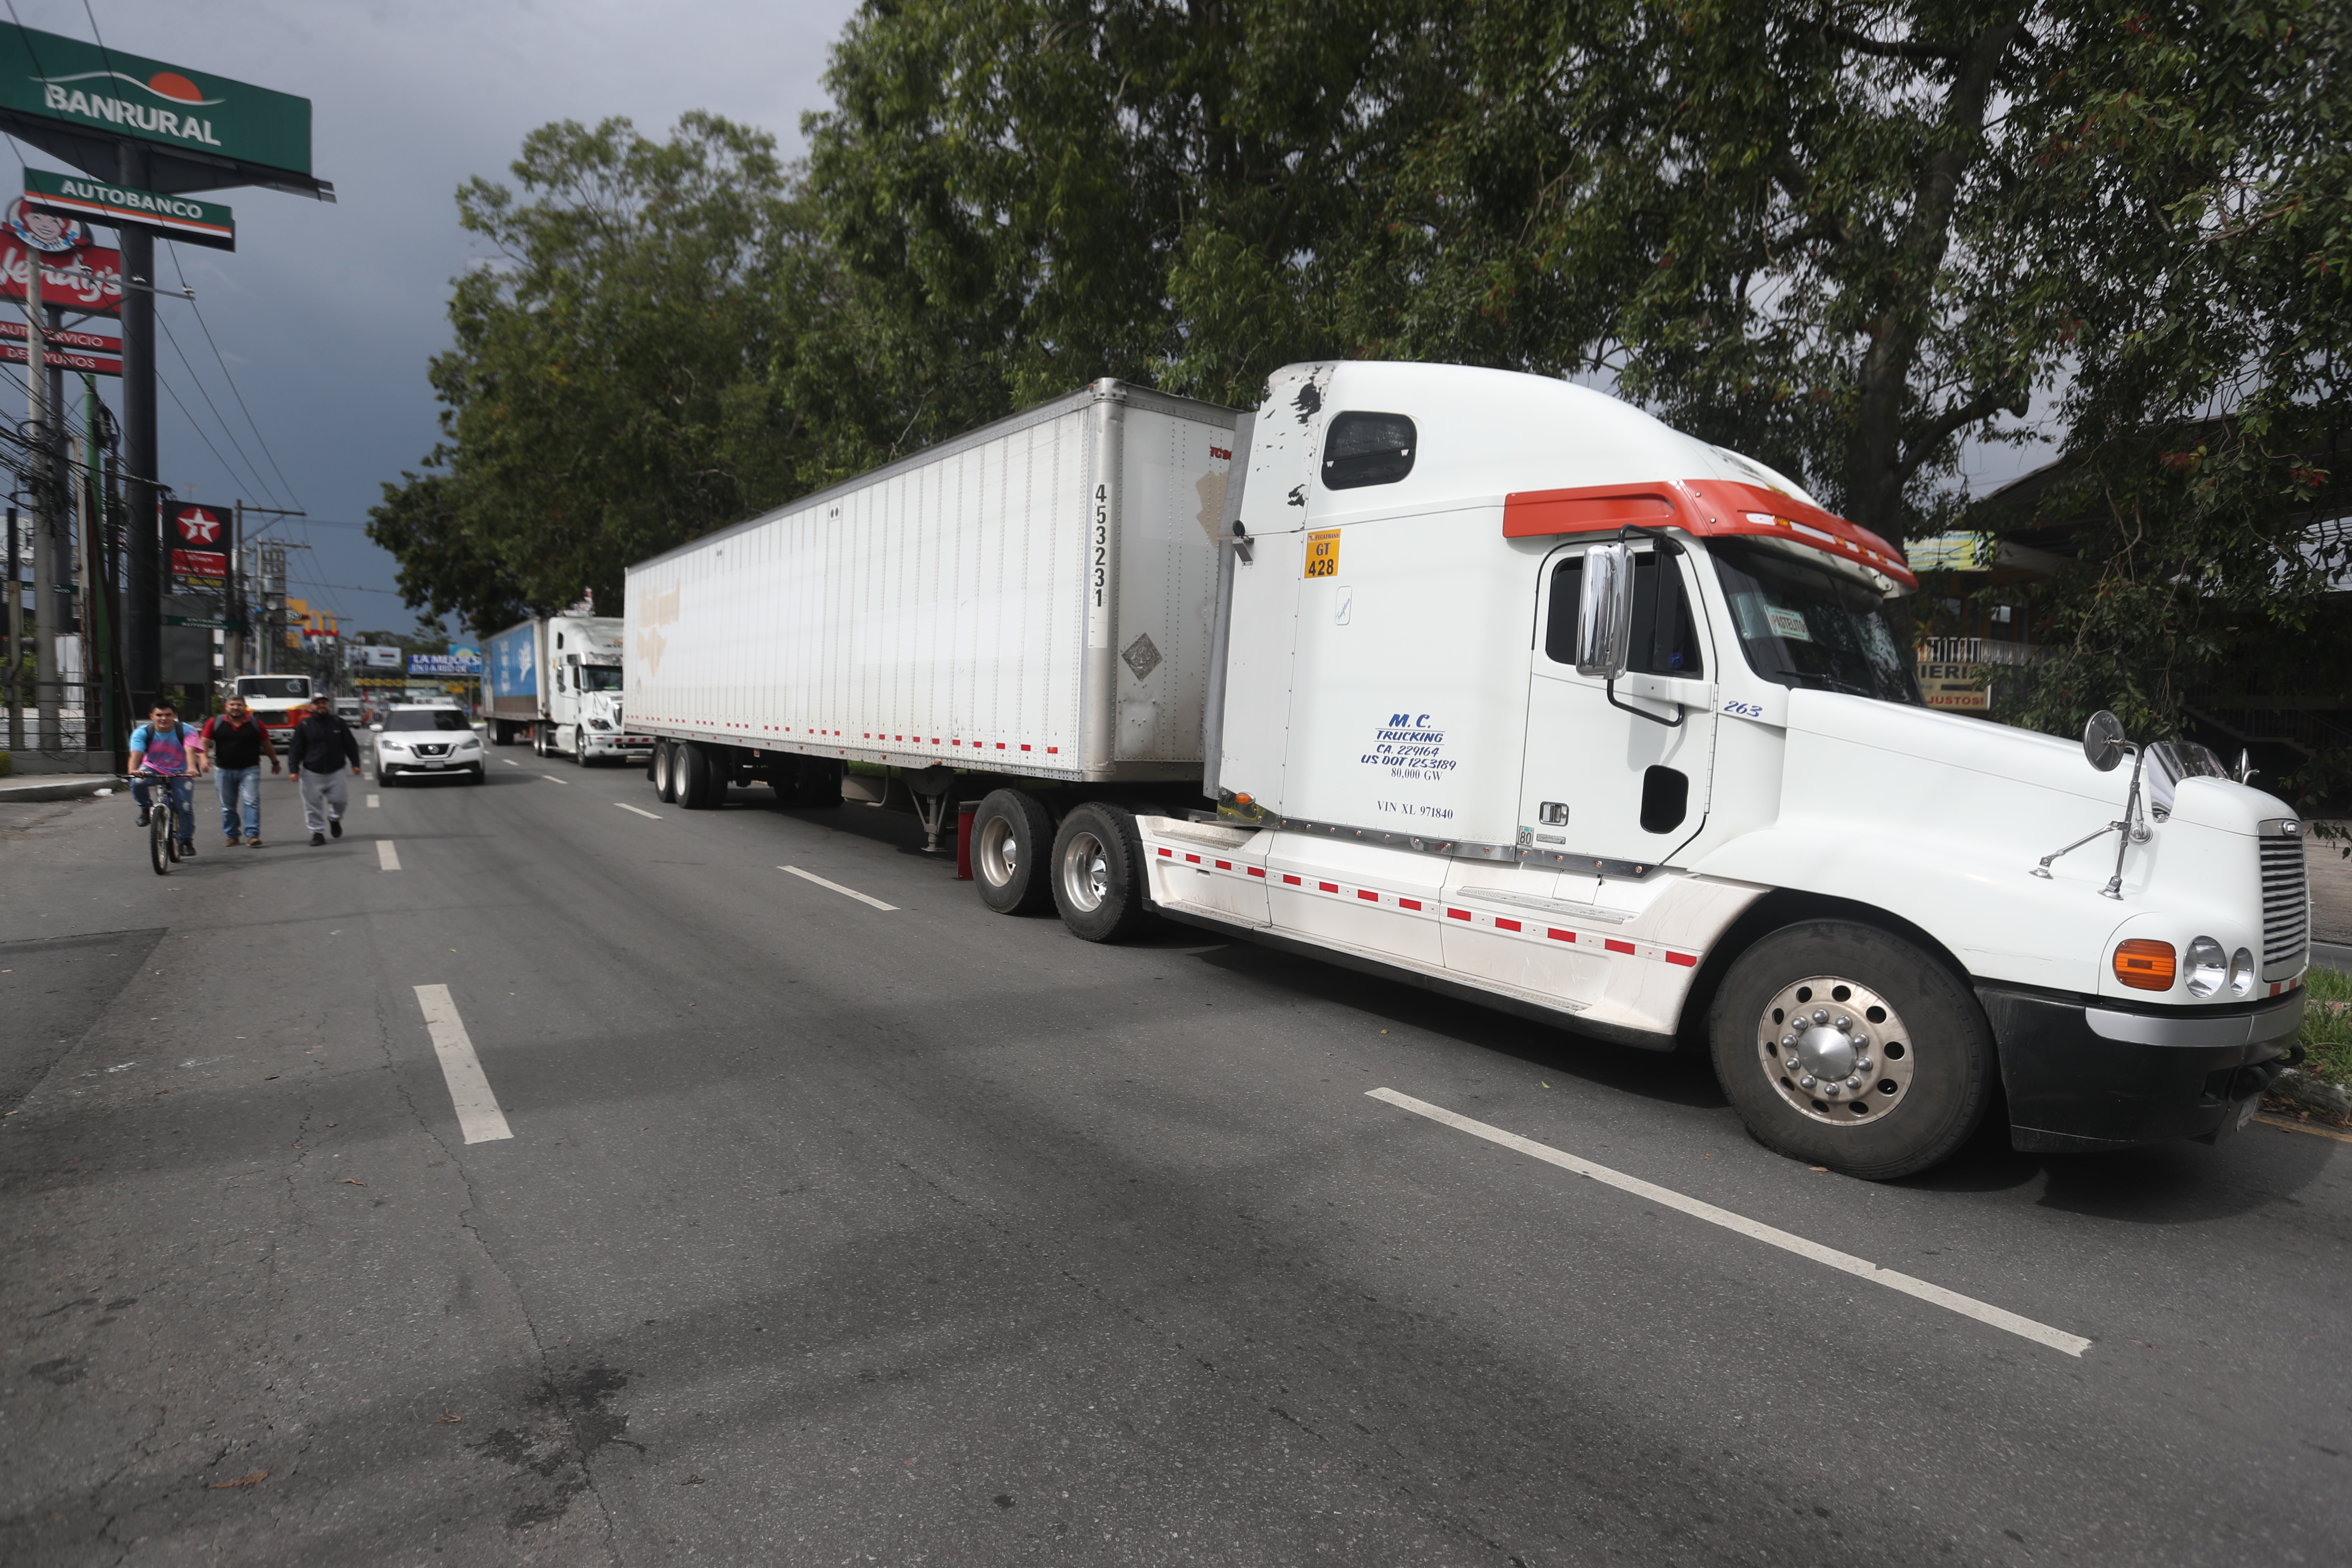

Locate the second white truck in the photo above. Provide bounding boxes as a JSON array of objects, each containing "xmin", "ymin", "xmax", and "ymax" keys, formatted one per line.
[
  {"xmin": 484, "ymin": 613, "xmax": 655, "ymax": 766},
  {"xmin": 627, "ymin": 363, "xmax": 2309, "ymax": 1178}
]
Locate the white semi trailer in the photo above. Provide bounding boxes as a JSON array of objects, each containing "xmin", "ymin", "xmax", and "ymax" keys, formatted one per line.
[{"xmin": 627, "ymin": 364, "xmax": 2310, "ymax": 1178}]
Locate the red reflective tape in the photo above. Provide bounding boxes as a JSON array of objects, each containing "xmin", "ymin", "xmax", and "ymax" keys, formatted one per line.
[
  {"xmin": 1047, "ymin": 747, "xmax": 1058, "ymax": 753},
  {"xmin": 1185, "ymin": 854, "xmax": 1201, "ymax": 864},
  {"xmin": 1248, "ymin": 867, "xmax": 1265, "ymax": 878},
  {"xmin": 1605, "ymin": 938, "xmax": 1635, "ymax": 955},
  {"xmin": 1495, "ymin": 918, "xmax": 1521, "ymax": 933},
  {"xmin": 1282, "ymin": 874, "xmax": 1302, "ymax": 885},
  {"xmin": 997, "ymin": 743, "xmax": 1007, "ymax": 749},
  {"xmin": 1357, "ymin": 889, "xmax": 1378, "ymax": 901},
  {"xmin": 1446, "ymin": 908, "xmax": 1470, "ymax": 921},
  {"xmin": 1216, "ymin": 860, "xmax": 1231, "ymax": 870},
  {"xmin": 1547, "ymin": 928, "xmax": 1574, "ymax": 942},
  {"xmin": 1667, "ymin": 951, "xmax": 1697, "ymax": 968},
  {"xmin": 1318, "ymin": 881, "xmax": 1339, "ymax": 893},
  {"xmin": 1157, "ymin": 847, "xmax": 1172, "ymax": 858},
  {"xmin": 1400, "ymin": 897, "xmax": 1421, "ymax": 911},
  {"xmin": 1020, "ymin": 744, "xmax": 1031, "ymax": 751}
]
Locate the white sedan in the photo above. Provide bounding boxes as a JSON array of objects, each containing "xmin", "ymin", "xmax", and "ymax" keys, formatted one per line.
[{"xmin": 372, "ymin": 705, "xmax": 487, "ymax": 785}]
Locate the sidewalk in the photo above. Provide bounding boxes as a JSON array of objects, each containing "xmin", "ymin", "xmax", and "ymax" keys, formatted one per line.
[{"xmin": 0, "ymin": 773, "xmax": 121, "ymax": 802}]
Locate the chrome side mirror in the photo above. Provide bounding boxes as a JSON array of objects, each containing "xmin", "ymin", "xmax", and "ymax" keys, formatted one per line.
[
  {"xmin": 1575, "ymin": 543, "xmax": 1634, "ymax": 679},
  {"xmin": 2082, "ymin": 710, "xmax": 2129, "ymax": 772}
]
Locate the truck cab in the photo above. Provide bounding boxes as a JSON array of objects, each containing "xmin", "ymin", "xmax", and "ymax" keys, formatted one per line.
[
  {"xmin": 231, "ymin": 674, "xmax": 314, "ymax": 744},
  {"xmin": 1129, "ymin": 361, "xmax": 2307, "ymax": 1176}
]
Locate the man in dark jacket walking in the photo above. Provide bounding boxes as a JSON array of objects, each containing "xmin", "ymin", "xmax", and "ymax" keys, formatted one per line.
[{"xmin": 287, "ymin": 693, "xmax": 363, "ymax": 846}]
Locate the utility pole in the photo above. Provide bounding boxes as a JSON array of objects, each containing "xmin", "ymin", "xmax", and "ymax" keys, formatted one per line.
[
  {"xmin": 119, "ymin": 142, "xmax": 159, "ymax": 717},
  {"xmin": 4, "ymin": 506, "xmax": 18, "ymax": 752},
  {"xmin": 25, "ymin": 246, "xmax": 56, "ymax": 751},
  {"xmin": 232, "ymin": 504, "xmax": 304, "ymax": 684}
]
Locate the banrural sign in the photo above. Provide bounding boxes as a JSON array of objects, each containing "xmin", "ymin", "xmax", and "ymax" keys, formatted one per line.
[
  {"xmin": 25, "ymin": 167, "xmax": 233, "ymax": 249},
  {"xmin": 0, "ymin": 27, "xmax": 312, "ymax": 177}
]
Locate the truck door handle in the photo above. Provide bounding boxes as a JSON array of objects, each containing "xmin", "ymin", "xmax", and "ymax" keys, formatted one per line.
[{"xmin": 1538, "ymin": 802, "xmax": 1569, "ymax": 826}]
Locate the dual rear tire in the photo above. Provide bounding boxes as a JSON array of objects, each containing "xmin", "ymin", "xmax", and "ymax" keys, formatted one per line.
[{"xmin": 971, "ymin": 791, "xmax": 1151, "ymax": 942}]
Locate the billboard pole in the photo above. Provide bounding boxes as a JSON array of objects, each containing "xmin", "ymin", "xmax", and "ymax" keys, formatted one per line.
[
  {"xmin": 24, "ymin": 242, "xmax": 57, "ymax": 749},
  {"xmin": 118, "ymin": 144, "xmax": 158, "ymax": 715}
]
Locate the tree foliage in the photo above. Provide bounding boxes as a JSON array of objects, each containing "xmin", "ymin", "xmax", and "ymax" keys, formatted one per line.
[{"xmin": 378, "ymin": 1, "xmax": 2352, "ymax": 802}]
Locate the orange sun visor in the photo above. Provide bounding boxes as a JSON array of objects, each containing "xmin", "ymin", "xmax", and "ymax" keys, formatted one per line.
[{"xmin": 1501, "ymin": 479, "xmax": 1916, "ymax": 589}]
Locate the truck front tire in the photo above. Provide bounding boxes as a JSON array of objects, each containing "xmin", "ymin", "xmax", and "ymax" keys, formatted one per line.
[
  {"xmin": 1050, "ymin": 802, "xmax": 1150, "ymax": 942},
  {"xmin": 971, "ymin": 789, "xmax": 1055, "ymax": 915},
  {"xmin": 1709, "ymin": 919, "xmax": 1994, "ymax": 1179}
]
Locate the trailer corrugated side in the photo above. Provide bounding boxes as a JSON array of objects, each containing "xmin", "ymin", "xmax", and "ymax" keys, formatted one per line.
[{"xmin": 623, "ymin": 380, "xmax": 1240, "ymax": 783}]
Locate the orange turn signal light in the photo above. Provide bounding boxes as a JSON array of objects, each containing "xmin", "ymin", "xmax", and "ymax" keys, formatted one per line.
[{"xmin": 2113, "ymin": 939, "xmax": 2177, "ymax": 991}]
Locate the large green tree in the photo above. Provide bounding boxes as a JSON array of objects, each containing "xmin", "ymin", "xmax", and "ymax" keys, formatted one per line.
[{"xmin": 370, "ymin": 112, "xmax": 815, "ymax": 628}]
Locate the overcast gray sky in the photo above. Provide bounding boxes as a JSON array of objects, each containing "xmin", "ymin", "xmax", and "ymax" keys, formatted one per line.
[{"xmin": 6, "ymin": 0, "xmax": 862, "ymax": 635}]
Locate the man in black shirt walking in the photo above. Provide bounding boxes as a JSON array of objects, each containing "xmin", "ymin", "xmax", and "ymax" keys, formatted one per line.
[
  {"xmin": 287, "ymin": 693, "xmax": 363, "ymax": 846},
  {"xmin": 199, "ymin": 694, "xmax": 282, "ymax": 847}
]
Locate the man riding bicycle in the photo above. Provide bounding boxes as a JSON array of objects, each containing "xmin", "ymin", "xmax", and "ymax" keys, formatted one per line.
[{"xmin": 129, "ymin": 700, "xmax": 206, "ymax": 858}]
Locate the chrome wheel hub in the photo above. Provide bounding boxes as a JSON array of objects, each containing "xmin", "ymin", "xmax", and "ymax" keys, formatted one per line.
[
  {"xmin": 978, "ymin": 816, "xmax": 1019, "ymax": 887},
  {"xmin": 1059, "ymin": 830, "xmax": 1108, "ymax": 913},
  {"xmin": 1754, "ymin": 976, "xmax": 1915, "ymax": 1126}
]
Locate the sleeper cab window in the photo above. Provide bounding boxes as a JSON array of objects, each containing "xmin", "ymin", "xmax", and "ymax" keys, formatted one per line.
[
  {"xmin": 1322, "ymin": 412, "xmax": 1417, "ymax": 490},
  {"xmin": 1542, "ymin": 550, "xmax": 1704, "ymax": 677}
]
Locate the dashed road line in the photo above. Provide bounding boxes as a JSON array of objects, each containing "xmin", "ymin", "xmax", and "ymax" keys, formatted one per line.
[
  {"xmin": 780, "ymin": 865, "xmax": 897, "ymax": 911},
  {"xmin": 616, "ymin": 802, "xmax": 662, "ymax": 820},
  {"xmin": 541, "ymin": 775, "xmax": 569, "ymax": 785},
  {"xmin": 377, "ymin": 839, "xmax": 401, "ymax": 871},
  {"xmin": 413, "ymin": 985, "xmax": 512, "ymax": 1144},
  {"xmin": 502, "ymin": 759, "xmax": 520, "ymax": 768},
  {"xmin": 1366, "ymin": 1086, "xmax": 2092, "ymax": 1358},
  {"xmin": 366, "ymin": 793, "xmax": 380, "ymax": 808}
]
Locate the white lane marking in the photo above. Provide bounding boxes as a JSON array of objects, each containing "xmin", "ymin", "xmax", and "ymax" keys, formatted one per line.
[
  {"xmin": 502, "ymin": 759, "xmax": 520, "ymax": 768},
  {"xmin": 377, "ymin": 839, "xmax": 401, "ymax": 871},
  {"xmin": 366, "ymin": 793, "xmax": 380, "ymax": 808},
  {"xmin": 779, "ymin": 865, "xmax": 897, "ymax": 911},
  {"xmin": 413, "ymin": 985, "xmax": 512, "ymax": 1144},
  {"xmin": 1366, "ymin": 1087, "xmax": 2092, "ymax": 1358},
  {"xmin": 616, "ymin": 802, "xmax": 662, "ymax": 820},
  {"xmin": 541, "ymin": 775, "xmax": 569, "ymax": 785}
]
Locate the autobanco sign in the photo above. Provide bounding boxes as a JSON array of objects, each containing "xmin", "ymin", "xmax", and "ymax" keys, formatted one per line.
[{"xmin": 0, "ymin": 26, "xmax": 311, "ymax": 176}]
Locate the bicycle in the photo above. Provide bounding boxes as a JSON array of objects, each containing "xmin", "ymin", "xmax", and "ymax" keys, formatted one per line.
[{"xmin": 139, "ymin": 767, "xmax": 192, "ymax": 876}]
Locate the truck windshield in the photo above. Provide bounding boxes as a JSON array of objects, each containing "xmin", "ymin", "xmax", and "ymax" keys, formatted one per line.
[
  {"xmin": 579, "ymin": 665, "xmax": 623, "ymax": 691},
  {"xmin": 1709, "ymin": 538, "xmax": 1923, "ymax": 704},
  {"xmin": 238, "ymin": 677, "xmax": 310, "ymax": 700}
]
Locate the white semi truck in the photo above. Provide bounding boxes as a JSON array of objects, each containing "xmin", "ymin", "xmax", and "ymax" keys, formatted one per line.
[
  {"xmin": 483, "ymin": 613, "xmax": 655, "ymax": 765},
  {"xmin": 626, "ymin": 365, "xmax": 2309, "ymax": 1177}
]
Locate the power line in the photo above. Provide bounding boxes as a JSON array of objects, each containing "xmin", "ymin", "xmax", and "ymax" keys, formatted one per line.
[
  {"xmin": 154, "ymin": 308, "xmax": 283, "ymax": 508},
  {"xmin": 165, "ymin": 244, "xmax": 303, "ymax": 510}
]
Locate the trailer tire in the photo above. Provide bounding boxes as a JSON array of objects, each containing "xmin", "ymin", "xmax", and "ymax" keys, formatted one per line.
[
  {"xmin": 787, "ymin": 757, "xmax": 843, "ymax": 810},
  {"xmin": 1709, "ymin": 919, "xmax": 1993, "ymax": 1180},
  {"xmin": 1050, "ymin": 802, "xmax": 1150, "ymax": 942},
  {"xmin": 971, "ymin": 789, "xmax": 1055, "ymax": 916},
  {"xmin": 654, "ymin": 740, "xmax": 679, "ymax": 804},
  {"xmin": 679, "ymin": 741, "xmax": 720, "ymax": 810}
]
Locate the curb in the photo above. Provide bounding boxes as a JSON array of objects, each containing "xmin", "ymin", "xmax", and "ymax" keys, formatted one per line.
[{"xmin": 0, "ymin": 774, "xmax": 125, "ymax": 803}]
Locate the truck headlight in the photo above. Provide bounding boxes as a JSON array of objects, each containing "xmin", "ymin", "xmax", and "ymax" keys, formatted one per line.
[
  {"xmin": 2183, "ymin": 936, "xmax": 2226, "ymax": 998},
  {"xmin": 2230, "ymin": 948, "xmax": 2256, "ymax": 997}
]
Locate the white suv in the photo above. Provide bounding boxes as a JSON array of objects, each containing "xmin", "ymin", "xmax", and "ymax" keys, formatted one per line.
[{"xmin": 372, "ymin": 704, "xmax": 487, "ymax": 785}]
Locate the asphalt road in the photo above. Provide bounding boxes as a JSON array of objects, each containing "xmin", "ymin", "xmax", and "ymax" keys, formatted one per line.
[{"xmin": 3, "ymin": 754, "xmax": 2347, "ymax": 1567}]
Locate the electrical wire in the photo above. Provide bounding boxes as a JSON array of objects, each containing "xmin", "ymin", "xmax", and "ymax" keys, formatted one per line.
[
  {"xmin": 154, "ymin": 309, "xmax": 284, "ymax": 509},
  {"xmin": 165, "ymin": 244, "xmax": 303, "ymax": 510}
]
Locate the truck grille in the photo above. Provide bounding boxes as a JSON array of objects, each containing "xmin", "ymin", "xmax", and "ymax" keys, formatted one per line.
[{"xmin": 2260, "ymin": 821, "xmax": 2308, "ymax": 981}]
